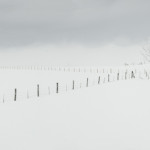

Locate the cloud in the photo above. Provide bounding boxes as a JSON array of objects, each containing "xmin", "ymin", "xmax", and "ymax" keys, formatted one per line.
[
  {"xmin": 0, "ymin": 43, "xmax": 142, "ymax": 66},
  {"xmin": 0, "ymin": 0, "xmax": 150, "ymax": 48}
]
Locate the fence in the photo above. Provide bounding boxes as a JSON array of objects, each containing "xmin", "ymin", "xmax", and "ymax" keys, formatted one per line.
[{"xmin": 0, "ymin": 65, "xmax": 150, "ymax": 103}]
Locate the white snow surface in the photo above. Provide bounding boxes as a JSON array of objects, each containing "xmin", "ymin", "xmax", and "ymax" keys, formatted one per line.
[{"xmin": 0, "ymin": 79, "xmax": 150, "ymax": 150}]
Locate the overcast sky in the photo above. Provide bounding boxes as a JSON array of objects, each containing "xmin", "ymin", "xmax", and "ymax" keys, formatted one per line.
[{"xmin": 0, "ymin": 0, "xmax": 150, "ymax": 65}]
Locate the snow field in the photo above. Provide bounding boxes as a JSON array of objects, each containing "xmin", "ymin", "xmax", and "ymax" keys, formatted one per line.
[{"xmin": 0, "ymin": 79, "xmax": 150, "ymax": 150}]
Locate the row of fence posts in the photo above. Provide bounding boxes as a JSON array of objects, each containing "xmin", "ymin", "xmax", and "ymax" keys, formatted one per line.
[
  {"xmin": 0, "ymin": 66, "xmax": 126, "ymax": 74},
  {"xmin": 11, "ymin": 70, "xmax": 138, "ymax": 102},
  {"xmin": 3, "ymin": 68, "xmax": 149, "ymax": 103},
  {"xmin": 1, "ymin": 65, "xmax": 149, "ymax": 76}
]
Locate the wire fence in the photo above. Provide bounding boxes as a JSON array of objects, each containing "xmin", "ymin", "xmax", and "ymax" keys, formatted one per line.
[{"xmin": 0, "ymin": 65, "xmax": 150, "ymax": 103}]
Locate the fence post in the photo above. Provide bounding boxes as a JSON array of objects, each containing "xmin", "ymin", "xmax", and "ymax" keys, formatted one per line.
[
  {"xmin": 98, "ymin": 76, "xmax": 100, "ymax": 84},
  {"xmin": 72, "ymin": 80, "xmax": 75, "ymax": 90},
  {"xmin": 86, "ymin": 78, "xmax": 89, "ymax": 87},
  {"xmin": 103, "ymin": 77, "xmax": 105, "ymax": 83},
  {"xmin": 14, "ymin": 88, "xmax": 17, "ymax": 101},
  {"xmin": 145, "ymin": 71, "xmax": 148, "ymax": 78},
  {"xmin": 3, "ymin": 95, "xmax": 4, "ymax": 103},
  {"xmin": 37, "ymin": 84, "xmax": 39, "ymax": 97},
  {"xmin": 108, "ymin": 74, "xmax": 110, "ymax": 82},
  {"xmin": 27, "ymin": 90, "xmax": 29, "ymax": 99},
  {"xmin": 125, "ymin": 71, "xmax": 127, "ymax": 80},
  {"xmin": 117, "ymin": 72, "xmax": 119, "ymax": 80},
  {"xmin": 131, "ymin": 71, "xmax": 135, "ymax": 79},
  {"xmin": 56, "ymin": 83, "xmax": 59, "ymax": 93}
]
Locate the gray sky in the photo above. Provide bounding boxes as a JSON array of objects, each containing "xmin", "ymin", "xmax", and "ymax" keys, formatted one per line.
[{"xmin": 0, "ymin": 0, "xmax": 149, "ymax": 65}]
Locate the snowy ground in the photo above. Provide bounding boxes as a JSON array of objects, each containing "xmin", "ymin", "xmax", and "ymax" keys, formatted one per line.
[{"xmin": 0, "ymin": 66, "xmax": 150, "ymax": 150}]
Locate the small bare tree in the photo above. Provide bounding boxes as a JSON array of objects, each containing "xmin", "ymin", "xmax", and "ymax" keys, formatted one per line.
[{"xmin": 141, "ymin": 41, "xmax": 150, "ymax": 62}]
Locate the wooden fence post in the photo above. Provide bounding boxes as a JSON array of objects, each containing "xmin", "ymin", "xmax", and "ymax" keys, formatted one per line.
[
  {"xmin": 98, "ymin": 76, "xmax": 100, "ymax": 84},
  {"xmin": 103, "ymin": 77, "xmax": 105, "ymax": 83},
  {"xmin": 72, "ymin": 80, "xmax": 75, "ymax": 90},
  {"xmin": 125, "ymin": 71, "xmax": 127, "ymax": 80},
  {"xmin": 117, "ymin": 72, "xmax": 119, "ymax": 80},
  {"xmin": 131, "ymin": 71, "xmax": 135, "ymax": 79},
  {"xmin": 14, "ymin": 88, "xmax": 17, "ymax": 101},
  {"xmin": 145, "ymin": 71, "xmax": 148, "ymax": 78},
  {"xmin": 3, "ymin": 95, "xmax": 4, "ymax": 103},
  {"xmin": 37, "ymin": 84, "xmax": 39, "ymax": 97},
  {"xmin": 108, "ymin": 74, "xmax": 110, "ymax": 82},
  {"xmin": 86, "ymin": 78, "xmax": 89, "ymax": 87},
  {"xmin": 27, "ymin": 90, "xmax": 29, "ymax": 99},
  {"xmin": 56, "ymin": 83, "xmax": 59, "ymax": 93}
]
